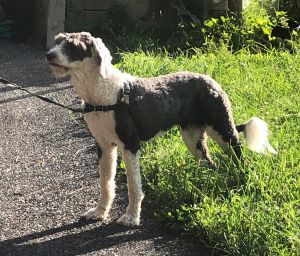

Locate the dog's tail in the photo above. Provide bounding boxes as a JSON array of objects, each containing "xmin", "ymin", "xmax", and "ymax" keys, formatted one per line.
[{"xmin": 236, "ymin": 117, "xmax": 277, "ymax": 154}]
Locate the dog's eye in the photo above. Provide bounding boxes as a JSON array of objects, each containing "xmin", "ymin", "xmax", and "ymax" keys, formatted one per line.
[{"xmin": 63, "ymin": 41, "xmax": 92, "ymax": 62}]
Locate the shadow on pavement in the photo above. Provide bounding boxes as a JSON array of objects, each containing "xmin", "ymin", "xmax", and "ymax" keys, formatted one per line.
[{"xmin": 0, "ymin": 220, "xmax": 173, "ymax": 256}]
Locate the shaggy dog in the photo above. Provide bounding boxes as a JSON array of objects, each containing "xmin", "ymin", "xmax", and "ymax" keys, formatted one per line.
[{"xmin": 46, "ymin": 32, "xmax": 276, "ymax": 226}]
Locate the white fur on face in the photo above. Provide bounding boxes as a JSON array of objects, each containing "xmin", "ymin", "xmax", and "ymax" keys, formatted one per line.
[
  {"xmin": 48, "ymin": 64, "xmax": 68, "ymax": 78},
  {"xmin": 47, "ymin": 44, "xmax": 70, "ymax": 78},
  {"xmin": 48, "ymin": 44, "xmax": 70, "ymax": 67},
  {"xmin": 48, "ymin": 43, "xmax": 85, "ymax": 69},
  {"xmin": 48, "ymin": 32, "xmax": 135, "ymax": 105}
]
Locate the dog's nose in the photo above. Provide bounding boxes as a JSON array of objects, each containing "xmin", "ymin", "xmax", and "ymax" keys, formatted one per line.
[{"xmin": 46, "ymin": 52, "xmax": 56, "ymax": 61}]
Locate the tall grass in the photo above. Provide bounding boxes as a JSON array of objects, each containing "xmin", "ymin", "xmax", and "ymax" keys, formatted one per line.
[{"xmin": 117, "ymin": 48, "xmax": 300, "ymax": 255}]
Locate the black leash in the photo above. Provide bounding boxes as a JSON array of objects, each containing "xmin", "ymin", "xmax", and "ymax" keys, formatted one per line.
[
  {"xmin": 0, "ymin": 77, "xmax": 131, "ymax": 114},
  {"xmin": 0, "ymin": 77, "xmax": 84, "ymax": 113}
]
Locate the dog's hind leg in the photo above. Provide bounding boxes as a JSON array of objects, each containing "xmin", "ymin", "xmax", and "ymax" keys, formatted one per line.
[
  {"xmin": 83, "ymin": 142, "xmax": 117, "ymax": 222},
  {"xmin": 181, "ymin": 127, "xmax": 216, "ymax": 168},
  {"xmin": 206, "ymin": 125, "xmax": 243, "ymax": 166},
  {"xmin": 117, "ymin": 150, "xmax": 144, "ymax": 226}
]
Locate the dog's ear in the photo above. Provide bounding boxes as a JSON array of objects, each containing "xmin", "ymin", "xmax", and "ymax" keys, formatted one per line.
[{"xmin": 92, "ymin": 38, "xmax": 113, "ymax": 79}]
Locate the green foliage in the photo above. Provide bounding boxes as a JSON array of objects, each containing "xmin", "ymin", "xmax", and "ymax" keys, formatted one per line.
[
  {"xmin": 117, "ymin": 48, "xmax": 300, "ymax": 255},
  {"xmin": 200, "ymin": 2, "xmax": 299, "ymax": 52},
  {"xmin": 87, "ymin": 0, "xmax": 299, "ymax": 54}
]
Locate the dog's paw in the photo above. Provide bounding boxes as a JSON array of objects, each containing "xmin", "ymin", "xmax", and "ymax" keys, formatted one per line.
[
  {"xmin": 117, "ymin": 213, "xmax": 140, "ymax": 226},
  {"xmin": 82, "ymin": 206, "xmax": 109, "ymax": 222}
]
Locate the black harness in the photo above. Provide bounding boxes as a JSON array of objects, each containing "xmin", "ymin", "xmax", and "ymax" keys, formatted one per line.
[{"xmin": 0, "ymin": 77, "xmax": 131, "ymax": 114}]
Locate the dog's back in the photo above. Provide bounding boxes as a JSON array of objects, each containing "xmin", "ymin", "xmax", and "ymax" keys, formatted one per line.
[{"xmin": 121, "ymin": 72, "xmax": 230, "ymax": 141}]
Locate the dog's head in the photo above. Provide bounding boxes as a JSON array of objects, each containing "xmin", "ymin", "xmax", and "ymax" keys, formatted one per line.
[{"xmin": 46, "ymin": 32, "xmax": 112, "ymax": 78}]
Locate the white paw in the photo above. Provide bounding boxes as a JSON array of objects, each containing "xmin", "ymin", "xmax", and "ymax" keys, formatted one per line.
[
  {"xmin": 82, "ymin": 206, "xmax": 109, "ymax": 221},
  {"xmin": 117, "ymin": 213, "xmax": 140, "ymax": 226}
]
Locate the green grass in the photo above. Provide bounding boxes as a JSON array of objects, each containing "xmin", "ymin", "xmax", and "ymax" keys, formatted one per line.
[{"xmin": 117, "ymin": 48, "xmax": 300, "ymax": 255}]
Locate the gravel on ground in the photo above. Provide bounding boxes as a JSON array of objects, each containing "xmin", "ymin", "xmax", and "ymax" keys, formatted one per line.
[{"xmin": 0, "ymin": 40, "xmax": 213, "ymax": 256}]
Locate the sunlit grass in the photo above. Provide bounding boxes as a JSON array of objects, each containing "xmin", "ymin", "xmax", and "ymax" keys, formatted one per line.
[{"xmin": 117, "ymin": 48, "xmax": 300, "ymax": 255}]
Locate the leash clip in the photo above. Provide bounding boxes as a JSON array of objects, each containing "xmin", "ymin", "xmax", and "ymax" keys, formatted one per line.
[{"xmin": 123, "ymin": 81, "xmax": 131, "ymax": 104}]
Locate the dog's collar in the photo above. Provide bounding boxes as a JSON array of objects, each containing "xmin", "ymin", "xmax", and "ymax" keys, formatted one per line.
[
  {"xmin": 83, "ymin": 81, "xmax": 132, "ymax": 113},
  {"xmin": 83, "ymin": 103, "xmax": 120, "ymax": 113}
]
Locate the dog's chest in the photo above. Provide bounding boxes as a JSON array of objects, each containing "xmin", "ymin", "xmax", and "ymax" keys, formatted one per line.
[{"xmin": 84, "ymin": 111, "xmax": 121, "ymax": 145}]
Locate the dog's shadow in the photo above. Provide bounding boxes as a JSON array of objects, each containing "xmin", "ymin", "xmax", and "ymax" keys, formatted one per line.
[{"xmin": 0, "ymin": 219, "xmax": 172, "ymax": 256}]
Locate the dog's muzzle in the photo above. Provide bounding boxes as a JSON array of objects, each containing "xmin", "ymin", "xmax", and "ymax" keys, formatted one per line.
[
  {"xmin": 46, "ymin": 52, "xmax": 56, "ymax": 62},
  {"xmin": 46, "ymin": 52, "xmax": 68, "ymax": 69}
]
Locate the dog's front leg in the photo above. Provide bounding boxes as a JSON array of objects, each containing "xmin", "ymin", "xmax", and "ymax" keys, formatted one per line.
[
  {"xmin": 83, "ymin": 143, "xmax": 117, "ymax": 222},
  {"xmin": 117, "ymin": 150, "xmax": 144, "ymax": 226}
]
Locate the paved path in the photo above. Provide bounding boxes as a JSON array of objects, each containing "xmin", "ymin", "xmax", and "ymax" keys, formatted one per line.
[{"xmin": 0, "ymin": 40, "xmax": 212, "ymax": 256}]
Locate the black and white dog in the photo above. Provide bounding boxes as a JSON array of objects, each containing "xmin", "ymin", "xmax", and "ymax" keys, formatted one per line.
[{"xmin": 46, "ymin": 32, "xmax": 276, "ymax": 226}]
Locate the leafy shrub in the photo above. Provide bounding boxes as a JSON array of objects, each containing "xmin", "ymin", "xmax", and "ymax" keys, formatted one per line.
[
  {"xmin": 88, "ymin": 0, "xmax": 299, "ymax": 54},
  {"xmin": 200, "ymin": 2, "xmax": 299, "ymax": 52}
]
